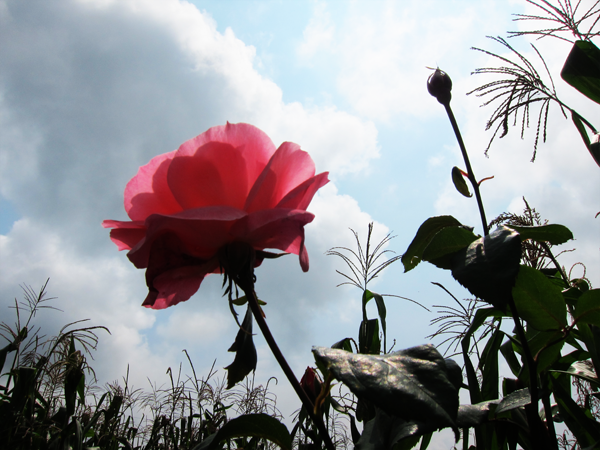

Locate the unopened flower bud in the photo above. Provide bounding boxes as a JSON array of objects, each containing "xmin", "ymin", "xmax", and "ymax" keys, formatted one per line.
[
  {"xmin": 427, "ymin": 68, "xmax": 452, "ymax": 105},
  {"xmin": 300, "ymin": 366, "xmax": 322, "ymax": 404}
]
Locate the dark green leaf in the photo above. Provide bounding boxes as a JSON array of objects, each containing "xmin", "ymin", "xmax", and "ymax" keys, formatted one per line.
[
  {"xmin": 526, "ymin": 328, "xmax": 565, "ymax": 373},
  {"xmin": 456, "ymin": 401, "xmax": 498, "ymax": 427},
  {"xmin": 451, "ymin": 166, "xmax": 472, "ymax": 197},
  {"xmin": 444, "ymin": 358, "xmax": 463, "ymax": 392},
  {"xmin": 561, "ymin": 40, "xmax": 600, "ymax": 104},
  {"xmin": 312, "ymin": 345, "xmax": 459, "ymax": 432},
  {"xmin": 358, "ymin": 319, "xmax": 380, "ymax": 355},
  {"xmin": 571, "ymin": 111, "xmax": 600, "ymax": 168},
  {"xmin": 0, "ymin": 342, "xmax": 17, "ymax": 375},
  {"xmin": 500, "ymin": 340, "xmax": 522, "ymax": 378},
  {"xmin": 494, "ymin": 388, "xmax": 531, "ymax": 415},
  {"xmin": 402, "ymin": 216, "xmax": 464, "ymax": 272},
  {"xmin": 505, "ymin": 224, "xmax": 573, "ymax": 245},
  {"xmin": 10, "ymin": 366, "xmax": 37, "ymax": 413},
  {"xmin": 574, "ymin": 289, "xmax": 600, "ymax": 327},
  {"xmin": 451, "ymin": 226, "xmax": 521, "ymax": 309},
  {"xmin": 364, "ymin": 291, "xmax": 388, "ymax": 352},
  {"xmin": 331, "ymin": 338, "xmax": 354, "ymax": 352},
  {"xmin": 356, "ymin": 408, "xmax": 436, "ymax": 450},
  {"xmin": 461, "ymin": 308, "xmax": 506, "ymax": 405},
  {"xmin": 421, "ymin": 226, "xmax": 478, "ymax": 270},
  {"xmin": 551, "ymin": 375, "xmax": 600, "ymax": 446},
  {"xmin": 193, "ymin": 413, "xmax": 292, "ymax": 450},
  {"xmin": 552, "ymin": 361, "xmax": 598, "ymax": 387},
  {"xmin": 479, "ymin": 327, "xmax": 504, "ymax": 400},
  {"xmin": 225, "ymin": 305, "xmax": 257, "ymax": 389},
  {"xmin": 512, "ymin": 266, "xmax": 567, "ymax": 331}
]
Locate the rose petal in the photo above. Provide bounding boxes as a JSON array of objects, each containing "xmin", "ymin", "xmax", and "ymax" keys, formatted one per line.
[
  {"xmin": 231, "ymin": 209, "xmax": 314, "ymax": 270},
  {"xmin": 127, "ymin": 206, "xmax": 247, "ymax": 268},
  {"xmin": 244, "ymin": 142, "xmax": 317, "ymax": 213},
  {"xmin": 143, "ymin": 262, "xmax": 221, "ymax": 309},
  {"xmin": 102, "ymin": 220, "xmax": 146, "ymax": 251},
  {"xmin": 276, "ymin": 172, "xmax": 329, "ymax": 211},
  {"xmin": 124, "ymin": 151, "xmax": 182, "ymax": 221},
  {"xmin": 168, "ymin": 123, "xmax": 276, "ymax": 210}
]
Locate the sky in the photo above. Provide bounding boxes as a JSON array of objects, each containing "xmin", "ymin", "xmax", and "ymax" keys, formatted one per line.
[{"xmin": 1, "ymin": 0, "xmax": 599, "ymax": 447}]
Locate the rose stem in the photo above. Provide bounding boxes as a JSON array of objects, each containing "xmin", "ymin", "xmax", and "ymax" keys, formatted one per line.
[
  {"xmin": 443, "ymin": 103, "xmax": 489, "ymax": 236},
  {"xmin": 443, "ymin": 103, "xmax": 557, "ymax": 449},
  {"xmin": 243, "ymin": 285, "xmax": 336, "ymax": 450}
]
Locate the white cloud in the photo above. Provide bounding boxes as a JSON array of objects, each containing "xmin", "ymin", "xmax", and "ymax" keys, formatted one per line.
[
  {"xmin": 296, "ymin": 0, "xmax": 334, "ymax": 62},
  {"xmin": 0, "ymin": 0, "xmax": 382, "ymax": 403}
]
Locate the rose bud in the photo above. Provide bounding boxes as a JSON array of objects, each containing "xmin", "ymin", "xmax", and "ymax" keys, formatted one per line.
[
  {"xmin": 300, "ymin": 366, "xmax": 322, "ymax": 404},
  {"xmin": 427, "ymin": 68, "xmax": 452, "ymax": 105}
]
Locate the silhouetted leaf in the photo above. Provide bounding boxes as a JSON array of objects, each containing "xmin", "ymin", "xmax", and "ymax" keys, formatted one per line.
[
  {"xmin": 574, "ymin": 289, "xmax": 600, "ymax": 327},
  {"xmin": 358, "ymin": 319, "xmax": 380, "ymax": 355},
  {"xmin": 313, "ymin": 345, "xmax": 459, "ymax": 433},
  {"xmin": 225, "ymin": 305, "xmax": 257, "ymax": 389},
  {"xmin": 552, "ymin": 361, "xmax": 599, "ymax": 388},
  {"xmin": 505, "ymin": 224, "xmax": 573, "ymax": 245},
  {"xmin": 494, "ymin": 388, "xmax": 531, "ymax": 415},
  {"xmin": 456, "ymin": 401, "xmax": 497, "ymax": 427},
  {"xmin": 451, "ymin": 226, "xmax": 521, "ymax": 309},
  {"xmin": 331, "ymin": 338, "xmax": 354, "ymax": 352},
  {"xmin": 357, "ymin": 407, "xmax": 443, "ymax": 450},
  {"xmin": 451, "ymin": 166, "xmax": 472, "ymax": 197},
  {"xmin": 364, "ymin": 290, "xmax": 387, "ymax": 351},
  {"xmin": 193, "ymin": 414, "xmax": 292, "ymax": 450},
  {"xmin": 402, "ymin": 216, "xmax": 464, "ymax": 272},
  {"xmin": 422, "ymin": 226, "xmax": 478, "ymax": 270},
  {"xmin": 571, "ymin": 111, "xmax": 600, "ymax": 168}
]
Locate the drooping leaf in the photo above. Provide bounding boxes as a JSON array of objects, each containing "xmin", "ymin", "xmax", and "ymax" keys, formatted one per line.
[
  {"xmin": 574, "ymin": 289, "xmax": 600, "ymax": 327},
  {"xmin": 312, "ymin": 345, "xmax": 459, "ymax": 433},
  {"xmin": 363, "ymin": 290, "xmax": 388, "ymax": 352},
  {"xmin": 331, "ymin": 338, "xmax": 354, "ymax": 353},
  {"xmin": 421, "ymin": 226, "xmax": 478, "ymax": 270},
  {"xmin": 225, "ymin": 305, "xmax": 257, "ymax": 389},
  {"xmin": 402, "ymin": 216, "xmax": 464, "ymax": 272},
  {"xmin": 512, "ymin": 265, "xmax": 567, "ymax": 331},
  {"xmin": 552, "ymin": 361, "xmax": 599, "ymax": 388},
  {"xmin": 505, "ymin": 223, "xmax": 574, "ymax": 245},
  {"xmin": 451, "ymin": 226, "xmax": 521, "ymax": 309},
  {"xmin": 451, "ymin": 166, "xmax": 472, "ymax": 197},
  {"xmin": 193, "ymin": 413, "xmax": 292, "ymax": 450},
  {"xmin": 571, "ymin": 111, "xmax": 600, "ymax": 168},
  {"xmin": 561, "ymin": 40, "xmax": 600, "ymax": 105}
]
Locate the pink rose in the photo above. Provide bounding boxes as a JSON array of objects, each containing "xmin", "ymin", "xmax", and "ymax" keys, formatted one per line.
[{"xmin": 103, "ymin": 123, "xmax": 329, "ymax": 309}]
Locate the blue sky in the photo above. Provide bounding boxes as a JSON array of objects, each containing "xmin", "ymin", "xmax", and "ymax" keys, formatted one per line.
[{"xmin": 1, "ymin": 0, "xmax": 598, "ymax": 446}]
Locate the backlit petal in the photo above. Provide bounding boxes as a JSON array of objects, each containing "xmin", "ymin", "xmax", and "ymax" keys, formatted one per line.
[{"xmin": 124, "ymin": 151, "xmax": 181, "ymax": 221}]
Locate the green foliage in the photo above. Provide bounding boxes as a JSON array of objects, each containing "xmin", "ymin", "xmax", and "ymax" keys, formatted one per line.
[
  {"xmin": 0, "ymin": 283, "xmax": 290, "ymax": 450},
  {"xmin": 561, "ymin": 40, "xmax": 600, "ymax": 105}
]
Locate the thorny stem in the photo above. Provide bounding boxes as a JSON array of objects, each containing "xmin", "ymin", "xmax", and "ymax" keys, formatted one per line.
[
  {"xmin": 444, "ymin": 103, "xmax": 490, "ymax": 236},
  {"xmin": 242, "ymin": 284, "xmax": 336, "ymax": 450}
]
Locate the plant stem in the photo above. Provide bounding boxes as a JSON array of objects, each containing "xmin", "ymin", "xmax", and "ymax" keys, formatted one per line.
[
  {"xmin": 507, "ymin": 297, "xmax": 555, "ymax": 450},
  {"xmin": 444, "ymin": 103, "xmax": 489, "ymax": 236},
  {"xmin": 243, "ymin": 285, "xmax": 335, "ymax": 450}
]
